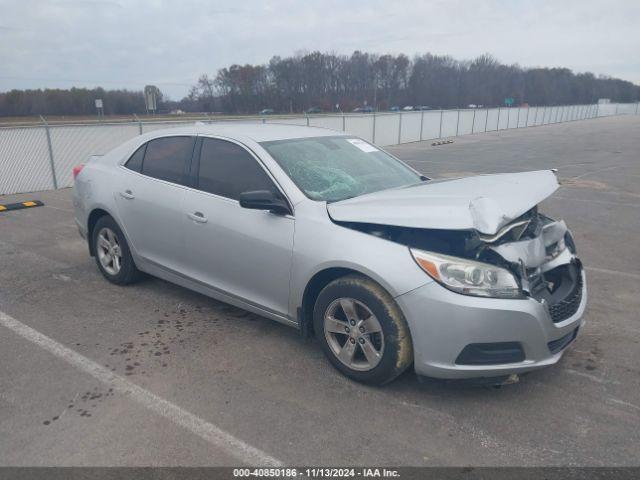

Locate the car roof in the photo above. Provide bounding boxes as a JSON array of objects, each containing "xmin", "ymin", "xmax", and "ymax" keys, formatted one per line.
[{"xmin": 143, "ymin": 122, "xmax": 346, "ymax": 143}]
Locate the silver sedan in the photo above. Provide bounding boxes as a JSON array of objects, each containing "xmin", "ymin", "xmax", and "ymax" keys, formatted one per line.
[{"xmin": 73, "ymin": 124, "xmax": 586, "ymax": 385}]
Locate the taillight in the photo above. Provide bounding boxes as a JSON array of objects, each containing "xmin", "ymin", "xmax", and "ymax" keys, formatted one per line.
[{"xmin": 72, "ymin": 164, "xmax": 85, "ymax": 180}]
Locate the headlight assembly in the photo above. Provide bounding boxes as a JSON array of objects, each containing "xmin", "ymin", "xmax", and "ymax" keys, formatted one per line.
[{"xmin": 410, "ymin": 248, "xmax": 523, "ymax": 299}]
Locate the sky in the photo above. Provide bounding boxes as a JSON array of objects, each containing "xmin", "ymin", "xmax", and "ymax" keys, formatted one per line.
[{"xmin": 1, "ymin": 0, "xmax": 639, "ymax": 100}]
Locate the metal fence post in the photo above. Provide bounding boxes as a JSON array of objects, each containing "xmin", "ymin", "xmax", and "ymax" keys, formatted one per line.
[
  {"xmin": 438, "ymin": 110, "xmax": 443, "ymax": 138},
  {"xmin": 496, "ymin": 107, "xmax": 501, "ymax": 130},
  {"xmin": 506, "ymin": 107, "xmax": 510, "ymax": 129},
  {"xmin": 342, "ymin": 114, "xmax": 346, "ymax": 131},
  {"xmin": 419, "ymin": 110, "xmax": 424, "ymax": 141},
  {"xmin": 133, "ymin": 114, "xmax": 143, "ymax": 134},
  {"xmin": 516, "ymin": 107, "xmax": 520, "ymax": 128},
  {"xmin": 525, "ymin": 107, "xmax": 530, "ymax": 127},
  {"xmin": 455, "ymin": 109, "xmax": 460, "ymax": 136},
  {"xmin": 398, "ymin": 112, "xmax": 403, "ymax": 144},
  {"xmin": 484, "ymin": 109, "xmax": 488, "ymax": 132},
  {"xmin": 372, "ymin": 112, "xmax": 376, "ymax": 143},
  {"xmin": 306, "ymin": 115, "xmax": 310, "ymax": 126},
  {"xmin": 40, "ymin": 115, "xmax": 59, "ymax": 190},
  {"xmin": 471, "ymin": 109, "xmax": 476, "ymax": 133}
]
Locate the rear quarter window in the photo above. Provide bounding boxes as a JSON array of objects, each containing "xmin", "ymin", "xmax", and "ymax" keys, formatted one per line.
[{"xmin": 124, "ymin": 144, "xmax": 146, "ymax": 173}]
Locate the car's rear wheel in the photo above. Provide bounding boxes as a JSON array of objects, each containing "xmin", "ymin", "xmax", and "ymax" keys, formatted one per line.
[
  {"xmin": 313, "ymin": 274, "xmax": 413, "ymax": 385},
  {"xmin": 92, "ymin": 215, "xmax": 142, "ymax": 285}
]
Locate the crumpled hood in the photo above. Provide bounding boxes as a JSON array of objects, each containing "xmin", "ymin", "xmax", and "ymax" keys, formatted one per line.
[{"xmin": 327, "ymin": 170, "xmax": 559, "ymax": 235}]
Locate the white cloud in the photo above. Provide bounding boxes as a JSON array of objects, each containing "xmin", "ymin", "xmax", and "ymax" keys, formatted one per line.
[{"xmin": 0, "ymin": 0, "xmax": 638, "ymax": 99}]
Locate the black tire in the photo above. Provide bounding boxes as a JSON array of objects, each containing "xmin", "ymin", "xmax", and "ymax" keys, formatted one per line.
[
  {"xmin": 91, "ymin": 215, "xmax": 142, "ymax": 285},
  {"xmin": 313, "ymin": 274, "xmax": 413, "ymax": 385}
]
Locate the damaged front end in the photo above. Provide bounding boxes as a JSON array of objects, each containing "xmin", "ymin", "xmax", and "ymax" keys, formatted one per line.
[
  {"xmin": 481, "ymin": 209, "xmax": 584, "ymax": 323},
  {"xmin": 337, "ymin": 206, "xmax": 584, "ymax": 323}
]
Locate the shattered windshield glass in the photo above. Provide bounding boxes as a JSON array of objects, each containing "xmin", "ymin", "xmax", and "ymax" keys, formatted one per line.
[{"xmin": 260, "ymin": 136, "xmax": 422, "ymax": 202}]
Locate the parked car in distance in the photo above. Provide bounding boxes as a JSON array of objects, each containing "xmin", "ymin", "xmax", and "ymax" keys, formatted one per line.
[
  {"xmin": 402, "ymin": 106, "xmax": 415, "ymax": 111},
  {"xmin": 353, "ymin": 106, "xmax": 374, "ymax": 113},
  {"xmin": 259, "ymin": 109, "xmax": 275, "ymax": 115},
  {"xmin": 389, "ymin": 106, "xmax": 400, "ymax": 112},
  {"xmin": 73, "ymin": 124, "xmax": 586, "ymax": 385},
  {"xmin": 305, "ymin": 107, "xmax": 322, "ymax": 114},
  {"xmin": 416, "ymin": 106, "xmax": 432, "ymax": 111}
]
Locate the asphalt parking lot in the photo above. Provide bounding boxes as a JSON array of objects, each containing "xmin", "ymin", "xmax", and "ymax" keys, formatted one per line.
[{"xmin": 0, "ymin": 115, "xmax": 639, "ymax": 466}]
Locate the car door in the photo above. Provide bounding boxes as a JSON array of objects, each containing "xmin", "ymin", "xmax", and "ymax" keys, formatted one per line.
[
  {"xmin": 115, "ymin": 135, "xmax": 195, "ymax": 273},
  {"xmin": 182, "ymin": 137, "xmax": 294, "ymax": 318}
]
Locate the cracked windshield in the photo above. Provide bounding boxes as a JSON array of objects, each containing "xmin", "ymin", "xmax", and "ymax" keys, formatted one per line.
[{"xmin": 261, "ymin": 136, "xmax": 422, "ymax": 201}]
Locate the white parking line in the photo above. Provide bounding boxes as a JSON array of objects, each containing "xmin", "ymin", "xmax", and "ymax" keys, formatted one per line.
[
  {"xmin": 552, "ymin": 195, "xmax": 640, "ymax": 208},
  {"xmin": 585, "ymin": 267, "xmax": 640, "ymax": 281},
  {"xmin": 0, "ymin": 310, "xmax": 282, "ymax": 467}
]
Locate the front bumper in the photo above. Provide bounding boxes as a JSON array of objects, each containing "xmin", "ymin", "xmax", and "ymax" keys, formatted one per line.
[{"xmin": 396, "ymin": 271, "xmax": 587, "ymax": 379}]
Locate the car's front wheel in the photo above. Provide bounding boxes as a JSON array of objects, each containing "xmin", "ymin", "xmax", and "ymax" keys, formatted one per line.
[
  {"xmin": 313, "ymin": 274, "xmax": 413, "ymax": 385},
  {"xmin": 92, "ymin": 215, "xmax": 142, "ymax": 285}
]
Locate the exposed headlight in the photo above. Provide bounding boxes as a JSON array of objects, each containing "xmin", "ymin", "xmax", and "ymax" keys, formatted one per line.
[{"xmin": 410, "ymin": 248, "xmax": 523, "ymax": 299}]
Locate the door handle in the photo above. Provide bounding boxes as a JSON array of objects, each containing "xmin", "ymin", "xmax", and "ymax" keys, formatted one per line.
[
  {"xmin": 187, "ymin": 211, "xmax": 208, "ymax": 224},
  {"xmin": 120, "ymin": 190, "xmax": 135, "ymax": 200}
]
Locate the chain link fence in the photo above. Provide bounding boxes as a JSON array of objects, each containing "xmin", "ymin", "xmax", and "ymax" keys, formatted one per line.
[{"xmin": 1, "ymin": 102, "xmax": 638, "ymax": 195}]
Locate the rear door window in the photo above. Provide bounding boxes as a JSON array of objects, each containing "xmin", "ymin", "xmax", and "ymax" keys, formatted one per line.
[
  {"xmin": 141, "ymin": 136, "xmax": 195, "ymax": 184},
  {"xmin": 197, "ymin": 138, "xmax": 276, "ymax": 200}
]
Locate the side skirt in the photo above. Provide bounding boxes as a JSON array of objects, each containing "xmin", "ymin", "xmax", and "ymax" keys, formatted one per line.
[{"xmin": 136, "ymin": 257, "xmax": 299, "ymax": 329}]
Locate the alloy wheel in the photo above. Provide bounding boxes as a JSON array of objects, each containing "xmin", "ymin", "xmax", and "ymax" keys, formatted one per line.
[
  {"xmin": 96, "ymin": 227, "xmax": 122, "ymax": 276},
  {"xmin": 323, "ymin": 297, "xmax": 385, "ymax": 371}
]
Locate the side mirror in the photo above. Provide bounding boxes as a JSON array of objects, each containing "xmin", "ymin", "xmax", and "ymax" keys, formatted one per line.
[{"xmin": 239, "ymin": 190, "xmax": 291, "ymax": 215}]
